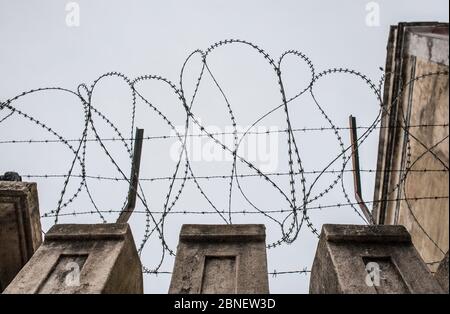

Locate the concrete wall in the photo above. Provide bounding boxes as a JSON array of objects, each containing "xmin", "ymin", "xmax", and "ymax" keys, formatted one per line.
[
  {"xmin": 0, "ymin": 181, "xmax": 42, "ymax": 291},
  {"xmin": 373, "ymin": 23, "xmax": 449, "ymax": 271}
]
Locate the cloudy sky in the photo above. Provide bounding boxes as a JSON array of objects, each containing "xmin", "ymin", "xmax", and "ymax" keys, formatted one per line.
[{"xmin": 1, "ymin": 0, "xmax": 448, "ymax": 293}]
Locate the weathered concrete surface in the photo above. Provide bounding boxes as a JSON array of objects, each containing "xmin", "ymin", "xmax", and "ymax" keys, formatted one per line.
[
  {"xmin": 3, "ymin": 223, "xmax": 143, "ymax": 294},
  {"xmin": 373, "ymin": 22, "xmax": 449, "ymax": 272},
  {"xmin": 310, "ymin": 224, "xmax": 444, "ymax": 294},
  {"xmin": 169, "ymin": 224, "xmax": 269, "ymax": 294},
  {"xmin": 0, "ymin": 181, "xmax": 42, "ymax": 292},
  {"xmin": 435, "ymin": 252, "xmax": 449, "ymax": 293}
]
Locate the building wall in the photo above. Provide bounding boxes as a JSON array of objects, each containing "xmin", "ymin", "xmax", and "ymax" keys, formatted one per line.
[{"xmin": 373, "ymin": 23, "xmax": 449, "ymax": 271}]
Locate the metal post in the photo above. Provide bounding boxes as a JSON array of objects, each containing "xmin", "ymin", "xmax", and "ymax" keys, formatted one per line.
[
  {"xmin": 349, "ymin": 115, "xmax": 373, "ymax": 224},
  {"xmin": 117, "ymin": 128, "xmax": 144, "ymax": 223}
]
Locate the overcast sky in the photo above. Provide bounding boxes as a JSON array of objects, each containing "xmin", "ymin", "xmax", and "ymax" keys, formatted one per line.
[{"xmin": 1, "ymin": 0, "xmax": 448, "ymax": 293}]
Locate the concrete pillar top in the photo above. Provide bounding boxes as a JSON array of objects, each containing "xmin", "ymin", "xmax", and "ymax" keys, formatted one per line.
[
  {"xmin": 169, "ymin": 224, "xmax": 269, "ymax": 294},
  {"xmin": 179, "ymin": 224, "xmax": 266, "ymax": 242},
  {"xmin": 45, "ymin": 223, "xmax": 129, "ymax": 241},
  {"xmin": 322, "ymin": 224, "xmax": 411, "ymax": 243}
]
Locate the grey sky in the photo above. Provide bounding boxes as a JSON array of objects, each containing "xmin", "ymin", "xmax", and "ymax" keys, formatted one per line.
[{"xmin": 0, "ymin": 0, "xmax": 448, "ymax": 293}]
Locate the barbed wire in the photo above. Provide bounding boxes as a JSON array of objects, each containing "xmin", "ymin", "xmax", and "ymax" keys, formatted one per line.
[
  {"xmin": 1, "ymin": 39, "xmax": 448, "ymax": 276},
  {"xmin": 143, "ymin": 268, "xmax": 311, "ymax": 277},
  {"xmin": 0, "ymin": 123, "xmax": 447, "ymax": 144},
  {"xmin": 39, "ymin": 195, "xmax": 449, "ymax": 218},
  {"xmin": 18, "ymin": 167, "xmax": 449, "ymax": 183}
]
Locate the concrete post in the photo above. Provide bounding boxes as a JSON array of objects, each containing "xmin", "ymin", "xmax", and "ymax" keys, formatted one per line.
[
  {"xmin": 3, "ymin": 223, "xmax": 143, "ymax": 294},
  {"xmin": 169, "ymin": 224, "xmax": 269, "ymax": 294},
  {"xmin": 0, "ymin": 181, "xmax": 42, "ymax": 292},
  {"xmin": 309, "ymin": 224, "xmax": 444, "ymax": 294}
]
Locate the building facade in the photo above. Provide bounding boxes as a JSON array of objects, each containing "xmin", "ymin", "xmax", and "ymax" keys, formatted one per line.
[{"xmin": 373, "ymin": 22, "xmax": 449, "ymax": 271}]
